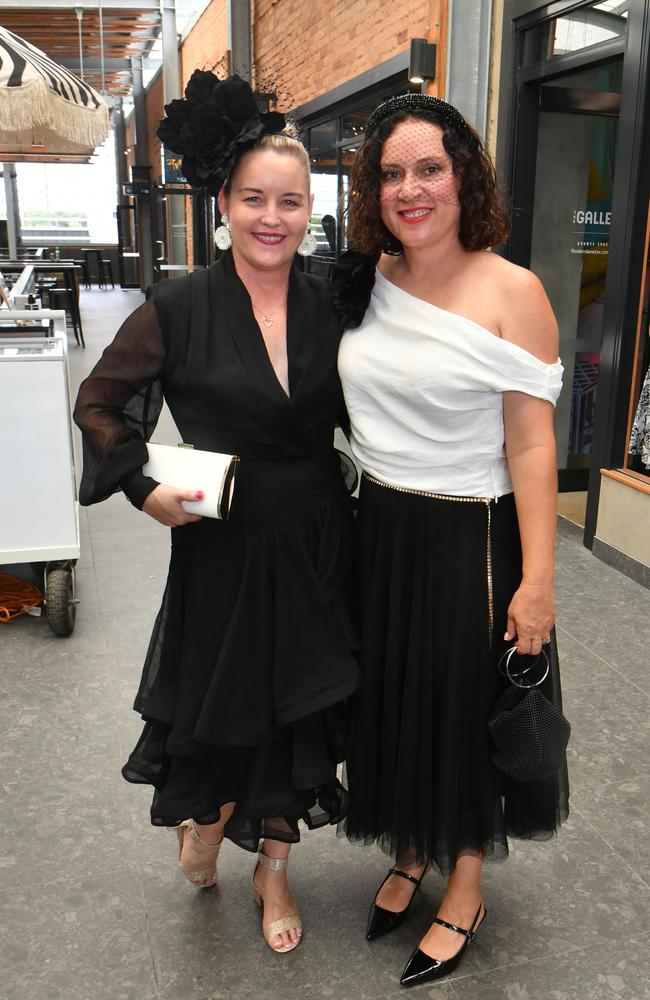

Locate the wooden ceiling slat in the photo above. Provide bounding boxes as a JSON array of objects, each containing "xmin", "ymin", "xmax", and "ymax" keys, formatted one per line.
[
  {"xmin": 32, "ymin": 35, "xmax": 157, "ymax": 43},
  {"xmin": 0, "ymin": 4, "xmax": 161, "ymax": 93}
]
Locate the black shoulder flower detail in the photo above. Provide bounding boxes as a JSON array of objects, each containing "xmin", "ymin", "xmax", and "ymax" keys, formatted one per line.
[
  {"xmin": 331, "ymin": 249, "xmax": 378, "ymax": 330},
  {"xmin": 157, "ymin": 72, "xmax": 286, "ymax": 194}
]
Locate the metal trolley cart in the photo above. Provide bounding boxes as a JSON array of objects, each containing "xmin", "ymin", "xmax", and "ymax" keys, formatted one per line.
[{"xmin": 0, "ymin": 311, "xmax": 80, "ymax": 635}]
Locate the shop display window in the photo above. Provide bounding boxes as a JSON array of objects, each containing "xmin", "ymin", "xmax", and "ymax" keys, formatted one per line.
[
  {"xmin": 624, "ymin": 200, "xmax": 650, "ymax": 480},
  {"xmin": 527, "ymin": 56, "xmax": 623, "ymax": 478}
]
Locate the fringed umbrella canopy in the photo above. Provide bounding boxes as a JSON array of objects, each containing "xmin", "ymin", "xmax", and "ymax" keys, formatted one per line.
[{"xmin": 0, "ymin": 25, "xmax": 109, "ymax": 156}]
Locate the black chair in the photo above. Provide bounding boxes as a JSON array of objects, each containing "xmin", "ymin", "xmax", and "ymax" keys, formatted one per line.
[
  {"xmin": 101, "ymin": 257, "xmax": 115, "ymax": 288},
  {"xmin": 82, "ymin": 248, "xmax": 106, "ymax": 288},
  {"xmin": 72, "ymin": 258, "xmax": 91, "ymax": 290},
  {"xmin": 49, "ymin": 286, "xmax": 85, "ymax": 347},
  {"xmin": 35, "ymin": 279, "xmax": 58, "ymax": 306}
]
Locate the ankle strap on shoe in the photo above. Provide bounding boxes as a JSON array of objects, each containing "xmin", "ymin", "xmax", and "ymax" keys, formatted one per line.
[
  {"xmin": 433, "ymin": 901, "xmax": 484, "ymax": 941},
  {"xmin": 258, "ymin": 851, "xmax": 288, "ymax": 871},
  {"xmin": 433, "ymin": 916, "xmax": 475, "ymax": 940},
  {"xmin": 390, "ymin": 866, "xmax": 425, "ymax": 887},
  {"xmin": 181, "ymin": 819, "xmax": 222, "ymax": 852}
]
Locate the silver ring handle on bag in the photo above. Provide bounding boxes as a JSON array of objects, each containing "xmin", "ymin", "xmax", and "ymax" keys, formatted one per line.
[{"xmin": 497, "ymin": 646, "xmax": 550, "ymax": 689}]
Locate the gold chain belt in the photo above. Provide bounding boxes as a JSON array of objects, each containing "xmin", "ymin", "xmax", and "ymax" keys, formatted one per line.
[{"xmin": 362, "ymin": 472, "xmax": 495, "ymax": 647}]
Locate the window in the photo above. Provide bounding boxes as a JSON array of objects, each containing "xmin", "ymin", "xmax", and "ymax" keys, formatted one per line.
[
  {"xmin": 15, "ymin": 132, "xmax": 118, "ymax": 245},
  {"xmin": 520, "ymin": 0, "xmax": 629, "ymax": 67},
  {"xmin": 300, "ymin": 80, "xmax": 418, "ymax": 261}
]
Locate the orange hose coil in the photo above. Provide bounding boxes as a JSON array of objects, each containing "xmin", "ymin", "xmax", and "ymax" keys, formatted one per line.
[{"xmin": 0, "ymin": 572, "xmax": 44, "ymax": 622}]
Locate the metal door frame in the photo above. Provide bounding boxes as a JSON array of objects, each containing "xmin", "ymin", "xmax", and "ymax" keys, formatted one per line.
[
  {"xmin": 149, "ymin": 185, "xmax": 214, "ymax": 282},
  {"xmin": 498, "ymin": 0, "xmax": 650, "ymax": 544}
]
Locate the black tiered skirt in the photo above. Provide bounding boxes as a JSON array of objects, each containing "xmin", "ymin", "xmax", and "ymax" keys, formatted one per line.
[
  {"xmin": 122, "ymin": 455, "xmax": 361, "ymax": 852},
  {"xmin": 343, "ymin": 476, "xmax": 569, "ymax": 875}
]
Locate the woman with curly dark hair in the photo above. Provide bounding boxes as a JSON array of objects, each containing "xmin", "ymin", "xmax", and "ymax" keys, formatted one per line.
[
  {"xmin": 335, "ymin": 93, "xmax": 569, "ymax": 986},
  {"xmin": 74, "ymin": 72, "xmax": 360, "ymax": 954}
]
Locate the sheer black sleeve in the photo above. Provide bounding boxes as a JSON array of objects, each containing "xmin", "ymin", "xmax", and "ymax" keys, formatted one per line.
[{"xmin": 73, "ymin": 299, "xmax": 166, "ymax": 509}]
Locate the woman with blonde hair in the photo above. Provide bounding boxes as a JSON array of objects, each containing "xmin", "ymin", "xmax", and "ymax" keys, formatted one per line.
[{"xmin": 75, "ymin": 72, "xmax": 359, "ymax": 955}]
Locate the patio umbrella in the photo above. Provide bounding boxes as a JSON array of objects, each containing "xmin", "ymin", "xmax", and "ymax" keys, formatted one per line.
[{"xmin": 0, "ymin": 25, "xmax": 109, "ymax": 156}]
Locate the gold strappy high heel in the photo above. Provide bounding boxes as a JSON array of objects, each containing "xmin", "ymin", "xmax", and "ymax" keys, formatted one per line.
[
  {"xmin": 173, "ymin": 819, "xmax": 222, "ymax": 887},
  {"xmin": 252, "ymin": 852, "xmax": 302, "ymax": 953}
]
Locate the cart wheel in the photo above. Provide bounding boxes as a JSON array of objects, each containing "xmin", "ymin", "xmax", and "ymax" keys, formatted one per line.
[{"xmin": 46, "ymin": 567, "xmax": 76, "ymax": 636}]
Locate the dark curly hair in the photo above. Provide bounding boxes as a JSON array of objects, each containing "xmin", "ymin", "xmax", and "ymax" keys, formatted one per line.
[{"xmin": 347, "ymin": 108, "xmax": 509, "ymax": 255}]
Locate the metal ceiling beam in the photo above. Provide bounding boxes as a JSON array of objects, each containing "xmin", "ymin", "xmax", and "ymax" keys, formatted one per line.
[{"xmin": 54, "ymin": 57, "xmax": 135, "ymax": 71}]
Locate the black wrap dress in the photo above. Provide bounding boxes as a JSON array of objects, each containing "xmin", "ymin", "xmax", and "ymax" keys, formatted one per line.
[{"xmin": 74, "ymin": 251, "xmax": 360, "ymax": 850}]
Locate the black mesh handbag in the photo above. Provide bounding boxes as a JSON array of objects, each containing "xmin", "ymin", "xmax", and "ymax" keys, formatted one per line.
[{"xmin": 488, "ymin": 645, "xmax": 570, "ymax": 781}]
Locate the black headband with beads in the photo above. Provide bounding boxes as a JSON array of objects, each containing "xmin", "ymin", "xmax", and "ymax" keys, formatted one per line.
[{"xmin": 365, "ymin": 93, "xmax": 472, "ymax": 140}]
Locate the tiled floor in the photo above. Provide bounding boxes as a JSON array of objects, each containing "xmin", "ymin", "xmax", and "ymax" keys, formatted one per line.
[{"xmin": 1, "ymin": 287, "xmax": 649, "ymax": 1000}]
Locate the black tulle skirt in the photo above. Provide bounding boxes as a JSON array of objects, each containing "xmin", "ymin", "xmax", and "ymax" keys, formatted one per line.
[
  {"xmin": 122, "ymin": 455, "xmax": 360, "ymax": 852},
  {"xmin": 342, "ymin": 476, "xmax": 569, "ymax": 875}
]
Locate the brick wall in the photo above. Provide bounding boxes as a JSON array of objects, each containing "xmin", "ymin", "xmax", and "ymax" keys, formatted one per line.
[
  {"xmin": 146, "ymin": 70, "xmax": 164, "ymax": 182},
  {"xmin": 253, "ymin": 0, "xmax": 431, "ymax": 111},
  {"xmin": 177, "ymin": 0, "xmax": 436, "ymax": 113},
  {"xmin": 156, "ymin": 0, "xmax": 446, "ymax": 267},
  {"xmin": 181, "ymin": 0, "xmax": 229, "ymax": 88}
]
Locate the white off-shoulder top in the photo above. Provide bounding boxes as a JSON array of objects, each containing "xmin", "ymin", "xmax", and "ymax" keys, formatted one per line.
[{"xmin": 338, "ymin": 270, "xmax": 563, "ymax": 499}]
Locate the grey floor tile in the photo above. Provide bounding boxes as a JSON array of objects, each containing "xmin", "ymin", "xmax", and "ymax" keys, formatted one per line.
[
  {"xmin": 0, "ymin": 642, "xmax": 139, "ymax": 890},
  {"xmin": 84, "ymin": 494, "xmax": 144, "ymax": 532},
  {"xmin": 0, "ymin": 870, "xmax": 157, "ymax": 1000},
  {"xmin": 88, "ymin": 520, "xmax": 169, "ymax": 567},
  {"xmin": 555, "ymin": 534, "xmax": 650, "ymax": 694},
  {"xmin": 0, "ymin": 750, "xmax": 139, "ymax": 890},
  {"xmin": 94, "ymin": 559, "xmax": 167, "ymax": 616},
  {"xmin": 572, "ymin": 775, "xmax": 650, "ymax": 888},
  {"xmin": 474, "ymin": 814, "xmax": 650, "ymax": 967},
  {"xmin": 446, "ymin": 931, "xmax": 650, "ymax": 999},
  {"xmin": 555, "ymin": 629, "xmax": 650, "ymax": 793},
  {"xmin": 3, "ymin": 287, "xmax": 650, "ymax": 1000},
  {"xmin": 142, "ymin": 858, "xmax": 290, "ymax": 1000}
]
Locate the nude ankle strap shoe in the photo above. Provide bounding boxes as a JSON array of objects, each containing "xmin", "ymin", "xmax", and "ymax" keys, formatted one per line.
[
  {"xmin": 173, "ymin": 818, "xmax": 222, "ymax": 887},
  {"xmin": 252, "ymin": 851, "xmax": 303, "ymax": 953}
]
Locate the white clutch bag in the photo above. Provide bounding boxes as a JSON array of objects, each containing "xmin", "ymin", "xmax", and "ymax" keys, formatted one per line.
[{"xmin": 143, "ymin": 443, "xmax": 239, "ymax": 520}]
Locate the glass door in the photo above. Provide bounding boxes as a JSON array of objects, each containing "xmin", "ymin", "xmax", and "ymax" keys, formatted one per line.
[
  {"xmin": 116, "ymin": 201, "xmax": 140, "ymax": 289},
  {"xmin": 513, "ymin": 57, "xmax": 622, "ymax": 489},
  {"xmin": 150, "ymin": 185, "xmax": 214, "ymax": 281}
]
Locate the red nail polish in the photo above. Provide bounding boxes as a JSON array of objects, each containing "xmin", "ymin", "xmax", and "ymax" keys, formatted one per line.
[{"xmin": 195, "ymin": 490, "xmax": 204, "ymax": 500}]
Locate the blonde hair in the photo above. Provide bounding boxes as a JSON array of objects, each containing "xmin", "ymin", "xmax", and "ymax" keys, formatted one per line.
[{"xmin": 224, "ymin": 126, "xmax": 311, "ymax": 193}]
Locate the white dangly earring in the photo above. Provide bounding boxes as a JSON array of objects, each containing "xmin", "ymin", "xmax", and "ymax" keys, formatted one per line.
[
  {"xmin": 297, "ymin": 227, "xmax": 317, "ymax": 256},
  {"xmin": 214, "ymin": 213, "xmax": 232, "ymax": 250}
]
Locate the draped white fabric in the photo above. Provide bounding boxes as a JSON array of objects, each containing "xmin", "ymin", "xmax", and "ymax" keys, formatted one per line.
[
  {"xmin": 0, "ymin": 25, "xmax": 109, "ymax": 154},
  {"xmin": 338, "ymin": 270, "xmax": 564, "ymax": 498}
]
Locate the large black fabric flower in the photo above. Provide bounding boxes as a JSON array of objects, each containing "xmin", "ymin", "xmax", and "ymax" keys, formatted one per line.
[
  {"xmin": 331, "ymin": 249, "xmax": 378, "ymax": 330},
  {"xmin": 157, "ymin": 71, "xmax": 286, "ymax": 193}
]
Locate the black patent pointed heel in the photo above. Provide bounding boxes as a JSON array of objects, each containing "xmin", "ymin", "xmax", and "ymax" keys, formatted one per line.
[
  {"xmin": 366, "ymin": 866, "xmax": 429, "ymax": 941},
  {"xmin": 399, "ymin": 900, "xmax": 486, "ymax": 987}
]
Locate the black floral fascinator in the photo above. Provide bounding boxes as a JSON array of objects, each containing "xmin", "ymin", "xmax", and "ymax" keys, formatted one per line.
[
  {"xmin": 157, "ymin": 71, "xmax": 286, "ymax": 194},
  {"xmin": 331, "ymin": 249, "xmax": 378, "ymax": 331}
]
